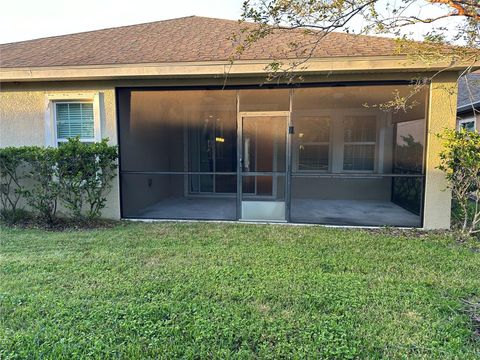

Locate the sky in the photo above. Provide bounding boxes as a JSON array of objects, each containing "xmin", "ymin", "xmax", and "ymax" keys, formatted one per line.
[
  {"xmin": 0, "ymin": 0, "xmax": 458, "ymax": 45},
  {"xmin": 0, "ymin": 0, "xmax": 244, "ymax": 44}
]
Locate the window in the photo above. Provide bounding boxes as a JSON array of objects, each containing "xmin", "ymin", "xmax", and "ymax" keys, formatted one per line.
[
  {"xmin": 292, "ymin": 114, "xmax": 380, "ymax": 173},
  {"xmin": 343, "ymin": 116, "xmax": 376, "ymax": 171},
  {"xmin": 45, "ymin": 92, "xmax": 102, "ymax": 147},
  {"xmin": 459, "ymin": 117, "xmax": 476, "ymax": 132},
  {"xmin": 55, "ymin": 102, "xmax": 95, "ymax": 144},
  {"xmin": 296, "ymin": 116, "xmax": 330, "ymax": 171}
]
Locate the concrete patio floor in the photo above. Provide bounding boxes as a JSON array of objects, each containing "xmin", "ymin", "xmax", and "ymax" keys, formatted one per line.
[{"xmin": 139, "ymin": 197, "xmax": 421, "ymax": 227}]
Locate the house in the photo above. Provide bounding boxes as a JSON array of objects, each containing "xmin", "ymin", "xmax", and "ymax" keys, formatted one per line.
[
  {"xmin": 0, "ymin": 16, "xmax": 475, "ymax": 229},
  {"xmin": 457, "ymin": 72, "xmax": 480, "ymax": 131}
]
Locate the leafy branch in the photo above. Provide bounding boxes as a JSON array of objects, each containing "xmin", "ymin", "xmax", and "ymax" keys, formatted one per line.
[{"xmin": 228, "ymin": 0, "xmax": 479, "ymax": 102}]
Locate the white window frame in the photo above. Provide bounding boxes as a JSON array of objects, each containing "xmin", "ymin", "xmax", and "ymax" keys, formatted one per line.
[
  {"xmin": 292, "ymin": 109, "xmax": 383, "ymax": 173},
  {"xmin": 45, "ymin": 92, "xmax": 102, "ymax": 147},
  {"xmin": 292, "ymin": 112, "xmax": 332, "ymax": 173},
  {"xmin": 458, "ymin": 116, "xmax": 477, "ymax": 132},
  {"xmin": 342, "ymin": 115, "xmax": 378, "ymax": 173}
]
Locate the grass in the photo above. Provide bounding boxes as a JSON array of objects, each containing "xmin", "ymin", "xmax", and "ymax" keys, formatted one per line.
[{"xmin": 1, "ymin": 222, "xmax": 479, "ymax": 359}]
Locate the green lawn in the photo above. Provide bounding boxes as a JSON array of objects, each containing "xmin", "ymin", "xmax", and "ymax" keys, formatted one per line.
[{"xmin": 1, "ymin": 223, "xmax": 479, "ymax": 359}]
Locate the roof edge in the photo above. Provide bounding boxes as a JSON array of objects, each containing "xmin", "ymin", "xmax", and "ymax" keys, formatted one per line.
[{"xmin": 1, "ymin": 56, "xmax": 477, "ymax": 82}]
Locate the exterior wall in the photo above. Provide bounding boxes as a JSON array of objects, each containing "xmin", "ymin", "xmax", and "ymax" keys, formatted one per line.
[
  {"xmin": 0, "ymin": 83, "xmax": 120, "ymax": 219},
  {"xmin": 423, "ymin": 73, "xmax": 458, "ymax": 230},
  {"xmin": 0, "ymin": 72, "xmax": 458, "ymax": 227}
]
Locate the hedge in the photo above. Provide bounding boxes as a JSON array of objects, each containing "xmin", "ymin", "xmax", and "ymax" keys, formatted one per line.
[{"xmin": 0, "ymin": 138, "xmax": 118, "ymax": 224}]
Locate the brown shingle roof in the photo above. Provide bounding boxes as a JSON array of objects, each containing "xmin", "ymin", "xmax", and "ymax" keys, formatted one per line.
[{"xmin": 0, "ymin": 16, "xmax": 399, "ymax": 68}]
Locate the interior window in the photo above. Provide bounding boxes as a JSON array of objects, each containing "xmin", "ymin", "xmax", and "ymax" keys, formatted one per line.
[
  {"xmin": 55, "ymin": 102, "xmax": 94, "ymax": 144},
  {"xmin": 296, "ymin": 116, "xmax": 330, "ymax": 171},
  {"xmin": 343, "ymin": 116, "xmax": 376, "ymax": 171}
]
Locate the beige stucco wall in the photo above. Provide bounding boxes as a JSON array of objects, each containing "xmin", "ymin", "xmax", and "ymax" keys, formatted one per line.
[
  {"xmin": 0, "ymin": 72, "xmax": 458, "ymax": 227},
  {"xmin": 423, "ymin": 73, "xmax": 458, "ymax": 230},
  {"xmin": 0, "ymin": 83, "xmax": 120, "ymax": 219}
]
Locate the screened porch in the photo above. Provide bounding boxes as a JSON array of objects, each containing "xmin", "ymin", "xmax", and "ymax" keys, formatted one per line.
[{"xmin": 118, "ymin": 84, "xmax": 427, "ymax": 227}]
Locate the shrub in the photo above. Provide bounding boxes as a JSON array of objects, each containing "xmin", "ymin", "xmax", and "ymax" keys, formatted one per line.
[
  {"xmin": 0, "ymin": 208, "xmax": 32, "ymax": 225},
  {"xmin": 0, "ymin": 139, "xmax": 118, "ymax": 225},
  {"xmin": 21, "ymin": 147, "xmax": 60, "ymax": 224},
  {"xmin": 56, "ymin": 138, "xmax": 118, "ymax": 219},
  {"xmin": 0, "ymin": 147, "xmax": 28, "ymax": 220},
  {"xmin": 438, "ymin": 128, "xmax": 480, "ymax": 236}
]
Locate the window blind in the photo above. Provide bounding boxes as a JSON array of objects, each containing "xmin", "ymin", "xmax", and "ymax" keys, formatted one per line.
[
  {"xmin": 56, "ymin": 103, "xmax": 94, "ymax": 141},
  {"xmin": 343, "ymin": 116, "xmax": 376, "ymax": 171}
]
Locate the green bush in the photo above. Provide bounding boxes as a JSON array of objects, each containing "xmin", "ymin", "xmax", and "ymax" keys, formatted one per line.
[
  {"xmin": 0, "ymin": 147, "xmax": 28, "ymax": 220},
  {"xmin": 438, "ymin": 128, "xmax": 480, "ymax": 237},
  {"xmin": 57, "ymin": 139, "xmax": 118, "ymax": 219},
  {"xmin": 0, "ymin": 138, "xmax": 118, "ymax": 224},
  {"xmin": 0, "ymin": 208, "xmax": 31, "ymax": 225},
  {"xmin": 21, "ymin": 147, "xmax": 60, "ymax": 224}
]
